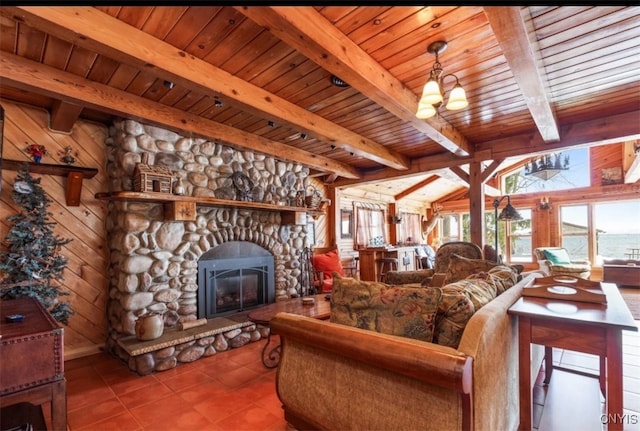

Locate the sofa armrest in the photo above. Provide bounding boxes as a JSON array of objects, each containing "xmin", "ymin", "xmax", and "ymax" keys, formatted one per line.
[
  {"xmin": 272, "ymin": 313, "xmax": 474, "ymax": 431},
  {"xmin": 272, "ymin": 313, "xmax": 472, "ymax": 392},
  {"xmin": 570, "ymin": 259, "xmax": 591, "ymax": 265}
]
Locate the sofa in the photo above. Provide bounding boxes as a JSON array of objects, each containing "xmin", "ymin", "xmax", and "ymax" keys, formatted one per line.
[{"xmin": 271, "ymin": 264, "xmax": 543, "ymax": 431}]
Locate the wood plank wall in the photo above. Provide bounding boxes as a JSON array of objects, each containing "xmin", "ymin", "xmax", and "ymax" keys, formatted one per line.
[{"xmin": 1, "ymin": 100, "xmax": 109, "ymax": 360}]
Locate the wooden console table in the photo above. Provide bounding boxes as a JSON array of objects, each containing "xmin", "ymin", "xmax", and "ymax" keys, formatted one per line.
[
  {"xmin": 508, "ymin": 283, "xmax": 637, "ymax": 431},
  {"xmin": 248, "ymin": 294, "xmax": 331, "ymax": 368},
  {"xmin": 0, "ymin": 298, "xmax": 66, "ymax": 431}
]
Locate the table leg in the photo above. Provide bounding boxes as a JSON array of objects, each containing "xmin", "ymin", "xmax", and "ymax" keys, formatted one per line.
[
  {"xmin": 518, "ymin": 317, "xmax": 533, "ymax": 431},
  {"xmin": 605, "ymin": 329, "xmax": 624, "ymax": 431},
  {"xmin": 599, "ymin": 355, "xmax": 606, "ymax": 396},
  {"xmin": 51, "ymin": 379, "xmax": 67, "ymax": 431},
  {"xmin": 544, "ymin": 346, "xmax": 553, "ymax": 384},
  {"xmin": 260, "ymin": 330, "xmax": 281, "ymax": 369}
]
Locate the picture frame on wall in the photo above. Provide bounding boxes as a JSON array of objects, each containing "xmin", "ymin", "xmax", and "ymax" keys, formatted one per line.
[{"xmin": 341, "ymin": 209, "xmax": 353, "ymax": 239}]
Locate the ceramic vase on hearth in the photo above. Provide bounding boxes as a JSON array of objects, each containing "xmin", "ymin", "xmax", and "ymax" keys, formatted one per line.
[{"xmin": 135, "ymin": 313, "xmax": 164, "ymax": 341}]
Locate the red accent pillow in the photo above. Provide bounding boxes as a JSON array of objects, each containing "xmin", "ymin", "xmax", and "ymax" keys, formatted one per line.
[{"xmin": 312, "ymin": 250, "xmax": 345, "ymax": 292}]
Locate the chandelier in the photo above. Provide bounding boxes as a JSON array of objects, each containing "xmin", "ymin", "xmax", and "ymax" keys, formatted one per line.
[
  {"xmin": 524, "ymin": 152, "xmax": 570, "ymax": 180},
  {"xmin": 415, "ymin": 40, "xmax": 468, "ymax": 119}
]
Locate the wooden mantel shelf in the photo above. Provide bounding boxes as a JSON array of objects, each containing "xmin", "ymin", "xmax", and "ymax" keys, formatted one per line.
[
  {"xmin": 95, "ymin": 191, "xmax": 323, "ymax": 223},
  {"xmin": 2, "ymin": 158, "xmax": 98, "ymax": 206}
]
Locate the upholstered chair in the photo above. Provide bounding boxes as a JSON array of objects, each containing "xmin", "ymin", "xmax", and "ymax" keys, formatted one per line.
[
  {"xmin": 533, "ymin": 247, "xmax": 591, "ymax": 279},
  {"xmin": 386, "ymin": 241, "xmax": 483, "ymax": 287}
]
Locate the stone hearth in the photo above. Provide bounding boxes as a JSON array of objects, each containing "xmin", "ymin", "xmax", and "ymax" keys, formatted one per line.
[{"xmin": 102, "ymin": 119, "xmax": 313, "ymax": 374}]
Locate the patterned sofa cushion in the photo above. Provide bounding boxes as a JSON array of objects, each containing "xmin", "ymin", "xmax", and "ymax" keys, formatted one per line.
[
  {"xmin": 434, "ymin": 266, "xmax": 518, "ymax": 348},
  {"xmin": 330, "ymin": 275, "xmax": 442, "ymax": 342}
]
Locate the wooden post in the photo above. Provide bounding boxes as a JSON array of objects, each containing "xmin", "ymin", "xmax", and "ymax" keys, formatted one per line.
[{"xmin": 468, "ymin": 161, "xmax": 485, "ymax": 247}]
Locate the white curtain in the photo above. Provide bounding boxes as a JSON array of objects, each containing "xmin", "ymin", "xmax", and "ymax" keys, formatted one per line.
[
  {"xmin": 354, "ymin": 202, "xmax": 386, "ymax": 247},
  {"xmin": 399, "ymin": 212, "xmax": 422, "ymax": 245}
]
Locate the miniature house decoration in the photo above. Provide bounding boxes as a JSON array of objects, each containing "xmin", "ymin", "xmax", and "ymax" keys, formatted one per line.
[{"xmin": 133, "ymin": 153, "xmax": 174, "ymax": 194}]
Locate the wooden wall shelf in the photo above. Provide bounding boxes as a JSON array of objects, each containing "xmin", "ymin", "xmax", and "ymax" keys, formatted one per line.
[
  {"xmin": 2, "ymin": 158, "xmax": 99, "ymax": 206},
  {"xmin": 95, "ymin": 191, "xmax": 323, "ymax": 223}
]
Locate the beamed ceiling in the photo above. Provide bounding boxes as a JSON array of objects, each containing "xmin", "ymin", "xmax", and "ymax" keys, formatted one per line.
[{"xmin": 0, "ymin": 6, "xmax": 639, "ymax": 204}]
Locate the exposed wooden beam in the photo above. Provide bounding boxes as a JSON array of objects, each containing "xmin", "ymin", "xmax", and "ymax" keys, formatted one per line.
[
  {"xmin": 484, "ymin": 7, "xmax": 560, "ymax": 142},
  {"xmin": 237, "ymin": 6, "xmax": 472, "ymax": 157},
  {"xmin": 49, "ymin": 100, "xmax": 83, "ymax": 133},
  {"xmin": 0, "ymin": 52, "xmax": 360, "ymax": 179},
  {"xmin": 479, "ymin": 159, "xmax": 504, "ymax": 183},
  {"xmin": 394, "ymin": 175, "xmax": 439, "ymax": 201},
  {"xmin": 5, "ymin": 6, "xmax": 409, "ymax": 171},
  {"xmin": 449, "ymin": 166, "xmax": 470, "ymax": 184},
  {"xmin": 333, "ymin": 110, "xmax": 640, "ymax": 187}
]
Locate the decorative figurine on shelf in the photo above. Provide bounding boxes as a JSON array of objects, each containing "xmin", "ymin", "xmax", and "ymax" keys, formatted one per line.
[
  {"xmin": 25, "ymin": 144, "xmax": 47, "ymax": 163},
  {"xmin": 58, "ymin": 146, "xmax": 78, "ymax": 165}
]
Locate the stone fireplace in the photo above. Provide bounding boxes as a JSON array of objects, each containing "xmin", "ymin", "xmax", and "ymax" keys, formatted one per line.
[
  {"xmin": 102, "ymin": 119, "xmax": 313, "ymax": 374},
  {"xmin": 197, "ymin": 241, "xmax": 275, "ymax": 318}
]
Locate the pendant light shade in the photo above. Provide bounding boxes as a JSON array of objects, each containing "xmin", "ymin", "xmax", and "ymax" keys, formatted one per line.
[
  {"xmin": 445, "ymin": 83, "xmax": 468, "ymax": 110},
  {"xmin": 420, "ymin": 79, "xmax": 443, "ymax": 106},
  {"xmin": 416, "ymin": 98, "xmax": 438, "ymax": 119},
  {"xmin": 415, "ymin": 40, "xmax": 468, "ymax": 118}
]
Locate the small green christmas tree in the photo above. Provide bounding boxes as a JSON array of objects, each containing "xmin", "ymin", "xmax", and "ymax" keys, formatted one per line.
[{"xmin": 0, "ymin": 167, "xmax": 74, "ymax": 324}]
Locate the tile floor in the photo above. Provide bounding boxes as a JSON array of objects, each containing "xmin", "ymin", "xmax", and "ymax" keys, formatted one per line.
[{"xmin": 50, "ymin": 321, "xmax": 639, "ymax": 431}]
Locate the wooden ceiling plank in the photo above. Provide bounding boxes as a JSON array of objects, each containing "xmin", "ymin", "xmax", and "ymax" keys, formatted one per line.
[
  {"xmin": 5, "ymin": 6, "xmax": 407, "ymax": 171},
  {"xmin": 484, "ymin": 7, "xmax": 560, "ymax": 143},
  {"xmin": 236, "ymin": 6, "xmax": 472, "ymax": 157},
  {"xmin": 0, "ymin": 52, "xmax": 359, "ymax": 179}
]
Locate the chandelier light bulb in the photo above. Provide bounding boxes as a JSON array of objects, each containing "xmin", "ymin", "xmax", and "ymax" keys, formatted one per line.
[
  {"xmin": 445, "ymin": 84, "xmax": 468, "ymax": 110},
  {"xmin": 416, "ymin": 99, "xmax": 437, "ymax": 119},
  {"xmin": 421, "ymin": 79, "xmax": 443, "ymax": 105},
  {"xmin": 415, "ymin": 40, "xmax": 468, "ymax": 119}
]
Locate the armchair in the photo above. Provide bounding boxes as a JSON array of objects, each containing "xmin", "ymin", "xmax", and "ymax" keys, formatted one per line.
[
  {"xmin": 386, "ymin": 241, "xmax": 483, "ymax": 286},
  {"xmin": 533, "ymin": 247, "xmax": 591, "ymax": 279}
]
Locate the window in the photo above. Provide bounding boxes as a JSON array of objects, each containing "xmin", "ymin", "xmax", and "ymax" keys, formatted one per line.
[
  {"xmin": 560, "ymin": 205, "xmax": 589, "ymax": 260},
  {"xmin": 440, "ymin": 214, "xmax": 460, "ymax": 244},
  {"xmin": 398, "ymin": 211, "xmax": 422, "ymax": 245},
  {"xmin": 508, "ymin": 209, "xmax": 532, "ymax": 262},
  {"xmin": 594, "ymin": 201, "xmax": 640, "ymax": 262},
  {"xmin": 354, "ymin": 203, "xmax": 386, "ymax": 247}
]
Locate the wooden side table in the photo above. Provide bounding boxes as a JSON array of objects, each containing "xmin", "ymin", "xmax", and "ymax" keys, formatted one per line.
[
  {"xmin": 0, "ymin": 298, "xmax": 66, "ymax": 431},
  {"xmin": 508, "ymin": 283, "xmax": 637, "ymax": 431}
]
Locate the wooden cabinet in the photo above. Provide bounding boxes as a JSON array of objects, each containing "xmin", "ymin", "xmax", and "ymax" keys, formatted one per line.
[
  {"xmin": 603, "ymin": 264, "xmax": 640, "ymax": 287},
  {"xmin": 0, "ymin": 297, "xmax": 66, "ymax": 430},
  {"xmin": 358, "ymin": 246, "xmax": 417, "ymax": 281}
]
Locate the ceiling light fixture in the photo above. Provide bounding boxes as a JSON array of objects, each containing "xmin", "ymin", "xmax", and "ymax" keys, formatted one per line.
[
  {"xmin": 524, "ymin": 153, "xmax": 570, "ymax": 180},
  {"xmin": 415, "ymin": 40, "xmax": 468, "ymax": 119},
  {"xmin": 330, "ymin": 75, "xmax": 350, "ymax": 88}
]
